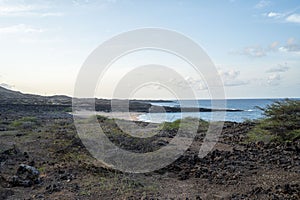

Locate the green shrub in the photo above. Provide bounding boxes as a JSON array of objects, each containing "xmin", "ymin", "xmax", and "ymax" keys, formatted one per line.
[
  {"xmin": 10, "ymin": 117, "xmax": 38, "ymax": 130},
  {"xmin": 160, "ymin": 119, "xmax": 181, "ymax": 132},
  {"xmin": 160, "ymin": 117, "xmax": 208, "ymax": 132},
  {"xmin": 248, "ymin": 99, "xmax": 300, "ymax": 142},
  {"xmin": 96, "ymin": 115, "xmax": 109, "ymax": 122},
  {"xmin": 63, "ymin": 107, "xmax": 72, "ymax": 112}
]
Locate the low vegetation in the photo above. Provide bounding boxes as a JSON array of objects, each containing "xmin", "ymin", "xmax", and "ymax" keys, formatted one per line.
[
  {"xmin": 160, "ymin": 117, "xmax": 208, "ymax": 133},
  {"xmin": 10, "ymin": 116, "xmax": 39, "ymax": 130}
]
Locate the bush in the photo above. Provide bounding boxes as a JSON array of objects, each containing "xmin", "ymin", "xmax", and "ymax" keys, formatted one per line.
[
  {"xmin": 248, "ymin": 99, "xmax": 300, "ymax": 142},
  {"xmin": 96, "ymin": 115, "xmax": 109, "ymax": 122},
  {"xmin": 160, "ymin": 119, "xmax": 181, "ymax": 132},
  {"xmin": 160, "ymin": 117, "xmax": 208, "ymax": 133},
  {"xmin": 10, "ymin": 117, "xmax": 38, "ymax": 130}
]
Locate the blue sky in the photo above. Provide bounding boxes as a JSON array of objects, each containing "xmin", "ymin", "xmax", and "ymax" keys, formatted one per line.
[{"xmin": 0, "ymin": 0, "xmax": 299, "ymax": 99}]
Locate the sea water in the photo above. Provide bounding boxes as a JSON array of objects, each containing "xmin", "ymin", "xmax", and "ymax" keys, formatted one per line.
[{"xmin": 138, "ymin": 99, "xmax": 296, "ymax": 123}]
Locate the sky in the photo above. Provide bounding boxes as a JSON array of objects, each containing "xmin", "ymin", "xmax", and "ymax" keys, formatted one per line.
[{"xmin": 0, "ymin": 0, "xmax": 299, "ymax": 99}]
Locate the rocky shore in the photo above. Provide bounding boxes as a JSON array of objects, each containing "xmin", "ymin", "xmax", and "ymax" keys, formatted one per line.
[
  {"xmin": 1, "ymin": 86, "xmax": 243, "ymax": 114},
  {"xmin": 0, "ymin": 87, "xmax": 299, "ymax": 199},
  {"xmin": 0, "ymin": 103, "xmax": 299, "ymax": 199}
]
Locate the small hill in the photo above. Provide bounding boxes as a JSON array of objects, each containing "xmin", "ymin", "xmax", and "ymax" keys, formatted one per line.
[{"xmin": 0, "ymin": 86, "xmax": 71, "ymax": 105}]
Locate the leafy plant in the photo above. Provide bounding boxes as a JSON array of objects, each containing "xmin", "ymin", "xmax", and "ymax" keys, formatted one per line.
[
  {"xmin": 10, "ymin": 117, "xmax": 38, "ymax": 130},
  {"xmin": 160, "ymin": 117, "xmax": 208, "ymax": 133},
  {"xmin": 248, "ymin": 99, "xmax": 300, "ymax": 142}
]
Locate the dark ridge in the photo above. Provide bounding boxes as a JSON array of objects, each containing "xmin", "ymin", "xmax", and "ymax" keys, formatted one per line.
[{"xmin": 0, "ymin": 86, "xmax": 243, "ymax": 113}]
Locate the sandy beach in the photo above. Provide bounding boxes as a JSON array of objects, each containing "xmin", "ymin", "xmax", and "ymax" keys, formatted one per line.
[{"xmin": 95, "ymin": 111, "xmax": 143, "ymax": 121}]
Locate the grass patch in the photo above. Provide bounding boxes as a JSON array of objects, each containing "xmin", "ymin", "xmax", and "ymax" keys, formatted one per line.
[
  {"xmin": 246, "ymin": 126, "xmax": 275, "ymax": 143},
  {"xmin": 10, "ymin": 116, "xmax": 39, "ymax": 130},
  {"xmin": 93, "ymin": 174, "xmax": 158, "ymax": 198},
  {"xmin": 62, "ymin": 107, "xmax": 72, "ymax": 112},
  {"xmin": 160, "ymin": 117, "xmax": 208, "ymax": 133}
]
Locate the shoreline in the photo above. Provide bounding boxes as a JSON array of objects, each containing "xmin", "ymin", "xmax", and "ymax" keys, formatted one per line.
[
  {"xmin": 94, "ymin": 111, "xmax": 143, "ymax": 122},
  {"xmin": 0, "ymin": 102, "xmax": 299, "ymax": 199},
  {"xmin": 73, "ymin": 111, "xmax": 249, "ymax": 123}
]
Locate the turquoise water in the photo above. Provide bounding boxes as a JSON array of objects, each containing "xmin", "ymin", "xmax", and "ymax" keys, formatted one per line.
[{"xmin": 138, "ymin": 99, "xmax": 297, "ymax": 123}]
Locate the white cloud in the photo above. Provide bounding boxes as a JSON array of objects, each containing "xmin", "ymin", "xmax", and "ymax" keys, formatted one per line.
[
  {"xmin": 268, "ymin": 12, "xmax": 278, "ymax": 17},
  {"xmin": 218, "ymin": 69, "xmax": 249, "ymax": 87},
  {"xmin": 263, "ymin": 9, "xmax": 300, "ymax": 24},
  {"xmin": 0, "ymin": 2, "xmax": 63, "ymax": 17},
  {"xmin": 286, "ymin": 14, "xmax": 300, "ymax": 24},
  {"xmin": 240, "ymin": 46, "xmax": 266, "ymax": 57},
  {"xmin": 0, "ymin": 4, "xmax": 44, "ymax": 16},
  {"xmin": 0, "ymin": 4, "xmax": 36, "ymax": 14},
  {"xmin": 184, "ymin": 76, "xmax": 207, "ymax": 90},
  {"xmin": 168, "ymin": 76, "xmax": 208, "ymax": 91},
  {"xmin": 0, "ymin": 24, "xmax": 44, "ymax": 34},
  {"xmin": 255, "ymin": 0, "xmax": 271, "ymax": 9},
  {"xmin": 41, "ymin": 12, "xmax": 64, "ymax": 17},
  {"xmin": 267, "ymin": 74, "xmax": 281, "ymax": 86},
  {"xmin": 72, "ymin": 0, "xmax": 91, "ymax": 6},
  {"xmin": 279, "ymin": 37, "xmax": 300, "ymax": 53},
  {"xmin": 235, "ymin": 39, "xmax": 300, "ymax": 58},
  {"xmin": 266, "ymin": 63, "xmax": 289, "ymax": 73},
  {"xmin": 234, "ymin": 42, "xmax": 278, "ymax": 57},
  {"xmin": 266, "ymin": 12, "xmax": 284, "ymax": 18},
  {"xmin": 269, "ymin": 41, "xmax": 279, "ymax": 51}
]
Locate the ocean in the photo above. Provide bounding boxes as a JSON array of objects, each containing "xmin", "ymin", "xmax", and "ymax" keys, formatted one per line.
[{"xmin": 137, "ymin": 98, "xmax": 296, "ymax": 123}]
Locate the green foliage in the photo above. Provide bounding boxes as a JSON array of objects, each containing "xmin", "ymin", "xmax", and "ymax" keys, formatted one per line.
[
  {"xmin": 248, "ymin": 99, "xmax": 300, "ymax": 143},
  {"xmin": 288, "ymin": 129, "xmax": 300, "ymax": 141},
  {"xmin": 10, "ymin": 117, "xmax": 38, "ymax": 130},
  {"xmin": 96, "ymin": 115, "xmax": 109, "ymax": 122},
  {"xmin": 160, "ymin": 117, "xmax": 208, "ymax": 132},
  {"xmin": 160, "ymin": 119, "xmax": 181, "ymax": 132},
  {"xmin": 246, "ymin": 127, "xmax": 276, "ymax": 143},
  {"xmin": 62, "ymin": 107, "xmax": 72, "ymax": 112},
  {"xmin": 94, "ymin": 175, "xmax": 157, "ymax": 198}
]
